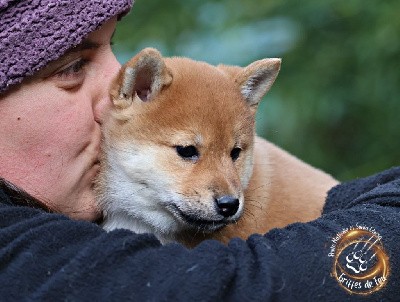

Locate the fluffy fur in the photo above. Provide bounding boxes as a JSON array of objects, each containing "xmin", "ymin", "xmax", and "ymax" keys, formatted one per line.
[{"xmin": 96, "ymin": 48, "xmax": 338, "ymax": 246}]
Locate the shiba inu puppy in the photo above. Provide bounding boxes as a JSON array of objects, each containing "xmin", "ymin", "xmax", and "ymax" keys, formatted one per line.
[{"xmin": 96, "ymin": 48, "xmax": 338, "ymax": 246}]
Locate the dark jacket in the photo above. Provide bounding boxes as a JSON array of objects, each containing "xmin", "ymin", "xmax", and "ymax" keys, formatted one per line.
[{"xmin": 1, "ymin": 167, "xmax": 399, "ymax": 301}]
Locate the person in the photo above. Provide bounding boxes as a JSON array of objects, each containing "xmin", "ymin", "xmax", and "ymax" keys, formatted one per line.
[{"xmin": 0, "ymin": 1, "xmax": 398, "ymax": 301}]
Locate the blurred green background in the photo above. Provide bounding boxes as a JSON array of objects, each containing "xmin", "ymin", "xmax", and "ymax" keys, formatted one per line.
[{"xmin": 113, "ymin": 0, "xmax": 400, "ymax": 181}]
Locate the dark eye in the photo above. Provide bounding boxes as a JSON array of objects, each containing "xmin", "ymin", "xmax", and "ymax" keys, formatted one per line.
[
  {"xmin": 176, "ymin": 145, "xmax": 199, "ymax": 161},
  {"xmin": 55, "ymin": 58, "xmax": 88, "ymax": 79},
  {"xmin": 52, "ymin": 58, "xmax": 88, "ymax": 89},
  {"xmin": 230, "ymin": 147, "xmax": 241, "ymax": 161}
]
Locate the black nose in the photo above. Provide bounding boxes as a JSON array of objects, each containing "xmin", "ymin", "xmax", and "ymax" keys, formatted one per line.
[{"xmin": 216, "ymin": 195, "xmax": 239, "ymax": 217}]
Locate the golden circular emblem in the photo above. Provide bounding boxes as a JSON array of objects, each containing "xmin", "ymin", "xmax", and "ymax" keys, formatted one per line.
[{"xmin": 332, "ymin": 229, "xmax": 389, "ymax": 295}]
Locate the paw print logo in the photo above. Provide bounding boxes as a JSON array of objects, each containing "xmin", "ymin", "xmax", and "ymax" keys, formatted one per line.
[
  {"xmin": 332, "ymin": 229, "xmax": 389, "ymax": 295},
  {"xmin": 344, "ymin": 235, "xmax": 382, "ymax": 274}
]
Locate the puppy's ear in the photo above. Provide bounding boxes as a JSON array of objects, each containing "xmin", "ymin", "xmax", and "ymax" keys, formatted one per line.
[
  {"xmin": 234, "ymin": 58, "xmax": 281, "ymax": 108},
  {"xmin": 111, "ymin": 48, "xmax": 173, "ymax": 109}
]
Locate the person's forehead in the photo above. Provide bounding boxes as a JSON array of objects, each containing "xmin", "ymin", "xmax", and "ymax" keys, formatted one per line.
[
  {"xmin": 65, "ymin": 19, "xmax": 117, "ymax": 55},
  {"xmin": 85, "ymin": 17, "xmax": 118, "ymax": 43}
]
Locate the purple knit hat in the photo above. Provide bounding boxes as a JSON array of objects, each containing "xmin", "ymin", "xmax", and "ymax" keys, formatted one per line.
[{"xmin": 0, "ymin": 0, "xmax": 133, "ymax": 94}]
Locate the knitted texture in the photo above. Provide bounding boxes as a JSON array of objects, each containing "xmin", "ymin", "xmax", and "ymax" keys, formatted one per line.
[{"xmin": 0, "ymin": 0, "xmax": 133, "ymax": 94}]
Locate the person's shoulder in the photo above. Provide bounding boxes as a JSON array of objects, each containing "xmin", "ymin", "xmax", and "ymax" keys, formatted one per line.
[{"xmin": 323, "ymin": 166, "xmax": 400, "ymax": 213}]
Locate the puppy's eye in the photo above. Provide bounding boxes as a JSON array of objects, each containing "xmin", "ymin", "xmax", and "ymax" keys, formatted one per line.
[
  {"xmin": 230, "ymin": 147, "xmax": 241, "ymax": 161},
  {"xmin": 176, "ymin": 145, "xmax": 199, "ymax": 161}
]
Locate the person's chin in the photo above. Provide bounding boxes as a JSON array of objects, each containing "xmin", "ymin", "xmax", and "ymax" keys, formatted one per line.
[
  {"xmin": 72, "ymin": 164, "xmax": 102, "ymax": 221},
  {"xmin": 83, "ymin": 158, "xmax": 101, "ymax": 183},
  {"xmin": 90, "ymin": 161, "xmax": 101, "ymax": 177},
  {"xmin": 71, "ymin": 190, "xmax": 102, "ymax": 221}
]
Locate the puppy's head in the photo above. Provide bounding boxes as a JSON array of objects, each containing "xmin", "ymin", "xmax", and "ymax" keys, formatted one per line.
[{"xmin": 102, "ymin": 48, "xmax": 280, "ymax": 236}]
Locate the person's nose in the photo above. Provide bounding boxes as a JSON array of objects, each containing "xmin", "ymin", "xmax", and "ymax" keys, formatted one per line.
[{"xmin": 94, "ymin": 50, "xmax": 121, "ymax": 124}]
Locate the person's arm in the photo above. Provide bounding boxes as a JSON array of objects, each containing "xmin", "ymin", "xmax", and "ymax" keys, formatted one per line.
[{"xmin": 1, "ymin": 168, "xmax": 399, "ymax": 301}]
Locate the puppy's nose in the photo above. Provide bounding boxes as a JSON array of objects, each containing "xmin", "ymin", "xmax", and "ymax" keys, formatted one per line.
[{"xmin": 216, "ymin": 195, "xmax": 239, "ymax": 217}]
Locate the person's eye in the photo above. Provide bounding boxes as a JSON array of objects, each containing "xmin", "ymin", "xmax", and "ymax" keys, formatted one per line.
[
  {"xmin": 56, "ymin": 58, "xmax": 88, "ymax": 79},
  {"xmin": 53, "ymin": 58, "xmax": 89, "ymax": 89}
]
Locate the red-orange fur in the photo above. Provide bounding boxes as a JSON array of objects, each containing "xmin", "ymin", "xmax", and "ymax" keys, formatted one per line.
[{"xmin": 99, "ymin": 48, "xmax": 338, "ymax": 247}]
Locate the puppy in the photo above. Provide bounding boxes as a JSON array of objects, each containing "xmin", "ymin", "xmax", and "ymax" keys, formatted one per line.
[{"xmin": 96, "ymin": 48, "xmax": 338, "ymax": 246}]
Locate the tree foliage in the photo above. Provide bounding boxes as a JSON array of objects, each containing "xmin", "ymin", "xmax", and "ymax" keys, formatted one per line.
[{"xmin": 113, "ymin": 0, "xmax": 400, "ymax": 180}]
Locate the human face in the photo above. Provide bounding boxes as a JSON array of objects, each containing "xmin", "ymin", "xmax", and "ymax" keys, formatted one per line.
[{"xmin": 0, "ymin": 18, "xmax": 120, "ymax": 221}]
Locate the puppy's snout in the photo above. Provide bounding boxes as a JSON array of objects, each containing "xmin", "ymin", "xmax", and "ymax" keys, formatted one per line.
[{"xmin": 216, "ymin": 195, "xmax": 239, "ymax": 217}]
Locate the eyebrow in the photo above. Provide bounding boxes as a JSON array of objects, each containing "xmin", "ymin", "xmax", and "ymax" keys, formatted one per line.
[
  {"xmin": 33, "ymin": 32, "xmax": 116, "ymax": 79},
  {"xmin": 69, "ymin": 28, "xmax": 115, "ymax": 53},
  {"xmin": 69, "ymin": 40, "xmax": 101, "ymax": 53},
  {"xmin": 33, "ymin": 40, "xmax": 100, "ymax": 79}
]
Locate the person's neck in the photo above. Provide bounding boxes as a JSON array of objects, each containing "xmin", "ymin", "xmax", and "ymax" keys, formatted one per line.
[{"xmin": 0, "ymin": 178, "xmax": 52, "ymax": 212}]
